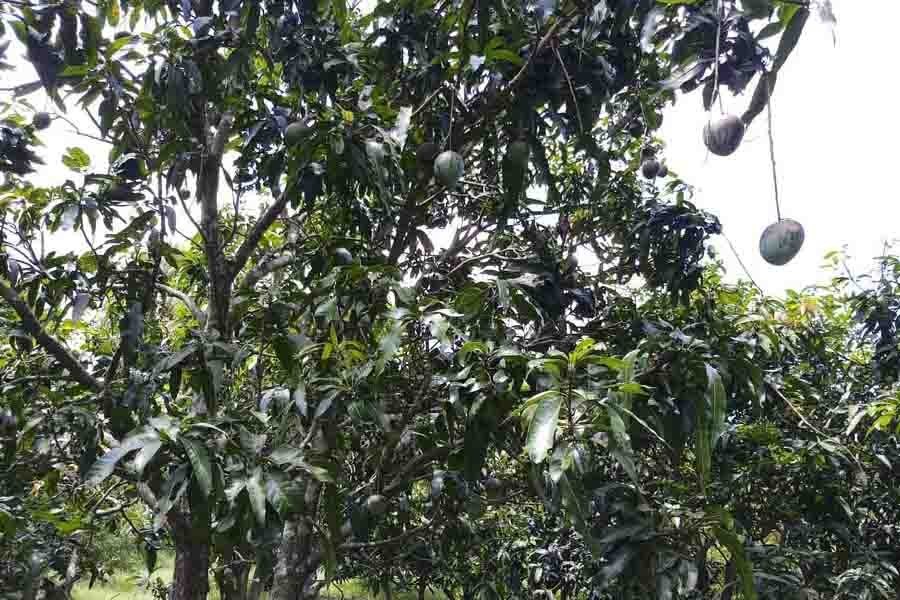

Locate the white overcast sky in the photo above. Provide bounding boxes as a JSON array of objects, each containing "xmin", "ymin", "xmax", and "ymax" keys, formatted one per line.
[
  {"xmin": 1, "ymin": 0, "xmax": 894, "ymax": 296},
  {"xmin": 660, "ymin": 0, "xmax": 900, "ymax": 294}
]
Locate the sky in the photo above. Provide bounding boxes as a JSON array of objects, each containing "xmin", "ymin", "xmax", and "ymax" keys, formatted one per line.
[
  {"xmin": 658, "ymin": 0, "xmax": 900, "ymax": 294},
  {"xmin": 1, "ymin": 0, "xmax": 894, "ymax": 296}
]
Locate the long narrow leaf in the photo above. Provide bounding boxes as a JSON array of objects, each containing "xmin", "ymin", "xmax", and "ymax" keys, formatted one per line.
[
  {"xmin": 182, "ymin": 437, "xmax": 214, "ymax": 498},
  {"xmin": 525, "ymin": 390, "xmax": 563, "ymax": 463},
  {"xmin": 247, "ymin": 467, "xmax": 267, "ymax": 526},
  {"xmin": 695, "ymin": 407, "xmax": 711, "ymax": 492},
  {"xmin": 85, "ymin": 429, "xmax": 160, "ymax": 486},
  {"xmin": 706, "ymin": 364, "xmax": 727, "ymax": 445}
]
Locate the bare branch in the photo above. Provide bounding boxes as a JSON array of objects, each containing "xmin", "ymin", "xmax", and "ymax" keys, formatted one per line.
[
  {"xmin": 157, "ymin": 284, "xmax": 207, "ymax": 325},
  {"xmin": 238, "ymin": 254, "xmax": 293, "ymax": 292},
  {"xmin": 231, "ymin": 192, "xmax": 292, "ymax": 282},
  {"xmin": 0, "ymin": 279, "xmax": 101, "ymax": 392}
]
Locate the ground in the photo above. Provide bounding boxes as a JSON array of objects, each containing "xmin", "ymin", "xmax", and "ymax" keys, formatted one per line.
[{"xmin": 72, "ymin": 553, "xmax": 440, "ymax": 600}]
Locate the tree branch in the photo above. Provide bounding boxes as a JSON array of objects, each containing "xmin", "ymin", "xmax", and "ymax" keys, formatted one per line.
[
  {"xmin": 340, "ymin": 522, "xmax": 433, "ymax": 551},
  {"xmin": 383, "ymin": 446, "xmax": 454, "ymax": 496},
  {"xmin": 0, "ymin": 279, "xmax": 101, "ymax": 392},
  {"xmin": 156, "ymin": 284, "xmax": 207, "ymax": 325},
  {"xmin": 231, "ymin": 192, "xmax": 292, "ymax": 282},
  {"xmin": 237, "ymin": 254, "xmax": 293, "ymax": 292},
  {"xmin": 200, "ymin": 112, "xmax": 235, "ymax": 333}
]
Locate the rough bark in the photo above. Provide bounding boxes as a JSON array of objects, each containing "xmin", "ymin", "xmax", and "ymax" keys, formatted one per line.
[
  {"xmin": 269, "ymin": 517, "xmax": 319, "ymax": 600},
  {"xmin": 270, "ymin": 478, "xmax": 322, "ymax": 600},
  {"xmin": 167, "ymin": 504, "xmax": 211, "ymax": 600},
  {"xmin": 171, "ymin": 530, "xmax": 211, "ymax": 600}
]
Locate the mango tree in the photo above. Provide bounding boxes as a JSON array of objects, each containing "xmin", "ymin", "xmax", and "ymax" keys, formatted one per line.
[{"xmin": 0, "ymin": 0, "xmax": 823, "ymax": 599}]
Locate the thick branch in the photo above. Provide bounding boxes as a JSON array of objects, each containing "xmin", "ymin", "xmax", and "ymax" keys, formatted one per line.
[
  {"xmin": 200, "ymin": 112, "xmax": 235, "ymax": 333},
  {"xmin": 231, "ymin": 192, "xmax": 292, "ymax": 282},
  {"xmin": 383, "ymin": 446, "xmax": 454, "ymax": 496},
  {"xmin": 0, "ymin": 279, "xmax": 101, "ymax": 391},
  {"xmin": 156, "ymin": 284, "xmax": 207, "ymax": 325}
]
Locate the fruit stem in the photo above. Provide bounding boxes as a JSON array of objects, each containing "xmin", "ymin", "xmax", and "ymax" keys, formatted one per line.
[
  {"xmin": 711, "ymin": 0, "xmax": 723, "ymax": 119},
  {"xmin": 766, "ymin": 78, "xmax": 782, "ymax": 222}
]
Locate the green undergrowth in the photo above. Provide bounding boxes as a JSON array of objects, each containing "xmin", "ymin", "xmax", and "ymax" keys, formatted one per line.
[{"xmin": 72, "ymin": 553, "xmax": 439, "ymax": 600}]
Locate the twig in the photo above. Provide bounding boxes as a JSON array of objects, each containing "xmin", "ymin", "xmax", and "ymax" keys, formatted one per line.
[
  {"xmin": 446, "ymin": 251, "xmax": 532, "ymax": 276},
  {"xmin": 412, "ymin": 84, "xmax": 446, "ymax": 119},
  {"xmin": 722, "ymin": 233, "xmax": 763, "ymax": 294},
  {"xmin": 552, "ymin": 42, "xmax": 584, "ymax": 134},
  {"xmin": 764, "ymin": 380, "xmax": 828, "ymax": 438},
  {"xmin": 711, "ymin": 0, "xmax": 723, "ymax": 118},
  {"xmin": 176, "ymin": 188, "xmax": 206, "ymax": 241},
  {"xmin": 507, "ymin": 10, "xmax": 578, "ymax": 92}
]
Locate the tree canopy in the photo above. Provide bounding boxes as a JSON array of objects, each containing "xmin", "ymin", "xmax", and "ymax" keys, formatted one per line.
[{"xmin": 3, "ymin": 1, "xmax": 897, "ymax": 600}]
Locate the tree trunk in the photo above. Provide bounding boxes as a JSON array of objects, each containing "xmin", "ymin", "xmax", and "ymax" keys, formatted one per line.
[
  {"xmin": 269, "ymin": 519, "xmax": 318, "ymax": 600},
  {"xmin": 171, "ymin": 541, "xmax": 210, "ymax": 600},
  {"xmin": 246, "ymin": 551, "xmax": 273, "ymax": 600},
  {"xmin": 215, "ymin": 559, "xmax": 249, "ymax": 600},
  {"xmin": 169, "ymin": 508, "xmax": 211, "ymax": 600},
  {"xmin": 720, "ymin": 559, "xmax": 737, "ymax": 600}
]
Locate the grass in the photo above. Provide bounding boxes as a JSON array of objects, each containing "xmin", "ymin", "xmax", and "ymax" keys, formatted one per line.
[
  {"xmin": 73, "ymin": 553, "xmax": 178, "ymax": 600},
  {"xmin": 72, "ymin": 554, "xmax": 440, "ymax": 600}
]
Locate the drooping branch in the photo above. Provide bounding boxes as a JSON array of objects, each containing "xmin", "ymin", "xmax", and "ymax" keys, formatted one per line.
[
  {"xmin": 231, "ymin": 192, "xmax": 292, "ymax": 282},
  {"xmin": 0, "ymin": 279, "xmax": 102, "ymax": 392},
  {"xmin": 156, "ymin": 284, "xmax": 207, "ymax": 325}
]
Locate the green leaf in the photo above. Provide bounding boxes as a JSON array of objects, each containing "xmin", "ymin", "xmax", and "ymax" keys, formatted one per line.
[
  {"xmin": 153, "ymin": 345, "xmax": 197, "ymax": 375},
  {"xmin": 60, "ymin": 65, "xmax": 91, "ymax": 77},
  {"xmin": 85, "ymin": 428, "xmax": 160, "ymax": 486},
  {"xmin": 485, "ymin": 48, "xmax": 523, "ymax": 66},
  {"xmin": 85, "ymin": 446, "xmax": 129, "ymax": 486},
  {"xmin": 272, "ymin": 336, "xmax": 296, "ymax": 376},
  {"xmin": 107, "ymin": 0, "xmax": 121, "ymax": 26},
  {"xmin": 62, "ymin": 147, "xmax": 91, "ymax": 172},
  {"xmin": 182, "ymin": 437, "xmax": 214, "ymax": 498},
  {"xmin": 247, "ymin": 467, "xmax": 267, "ymax": 526},
  {"xmin": 695, "ymin": 406, "xmax": 711, "ymax": 492},
  {"xmin": 549, "ymin": 443, "xmax": 572, "ymax": 483},
  {"xmin": 742, "ymin": 8, "xmax": 809, "ymax": 124},
  {"xmin": 104, "ymin": 35, "xmax": 130, "ymax": 58},
  {"xmin": 706, "ymin": 364, "xmax": 727, "ymax": 445},
  {"xmin": 131, "ymin": 440, "xmax": 162, "ymax": 476},
  {"xmin": 525, "ymin": 390, "xmax": 563, "ymax": 463},
  {"xmin": 714, "ymin": 527, "xmax": 758, "ymax": 600}
]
